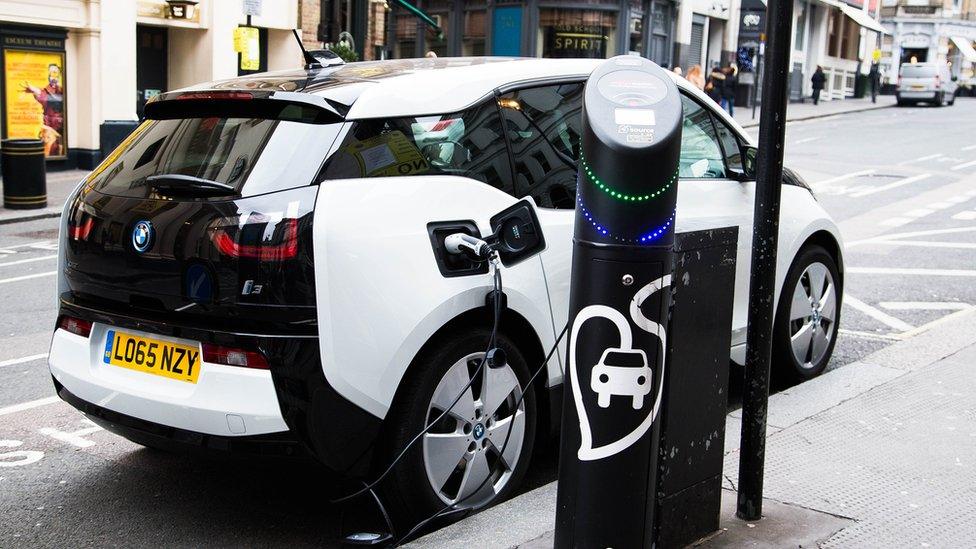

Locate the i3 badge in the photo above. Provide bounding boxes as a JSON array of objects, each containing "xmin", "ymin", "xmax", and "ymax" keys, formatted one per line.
[{"xmin": 132, "ymin": 220, "xmax": 154, "ymax": 253}]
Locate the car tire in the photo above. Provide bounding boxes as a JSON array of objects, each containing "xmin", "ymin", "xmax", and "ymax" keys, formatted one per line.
[
  {"xmin": 773, "ymin": 245, "xmax": 841, "ymax": 383},
  {"xmin": 949, "ymin": 93, "xmax": 956, "ymax": 106},
  {"xmin": 377, "ymin": 327, "xmax": 537, "ymax": 529}
]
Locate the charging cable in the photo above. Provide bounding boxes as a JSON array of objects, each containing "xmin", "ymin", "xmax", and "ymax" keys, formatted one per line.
[
  {"xmin": 331, "ymin": 254, "xmax": 503, "ymax": 508},
  {"xmin": 394, "ymin": 322, "xmax": 570, "ymax": 546}
]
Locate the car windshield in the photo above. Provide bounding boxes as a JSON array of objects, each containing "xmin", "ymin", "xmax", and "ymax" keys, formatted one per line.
[
  {"xmin": 86, "ymin": 115, "xmax": 343, "ymax": 199},
  {"xmin": 901, "ymin": 65, "xmax": 937, "ymax": 78}
]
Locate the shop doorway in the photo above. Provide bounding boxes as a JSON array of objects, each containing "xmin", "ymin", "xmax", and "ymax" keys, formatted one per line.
[
  {"xmin": 900, "ymin": 48, "xmax": 927, "ymax": 64},
  {"xmin": 136, "ymin": 25, "xmax": 167, "ymax": 119}
]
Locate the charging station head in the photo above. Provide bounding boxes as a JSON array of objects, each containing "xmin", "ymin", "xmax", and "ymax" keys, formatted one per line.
[
  {"xmin": 489, "ymin": 199, "xmax": 546, "ymax": 267},
  {"xmin": 578, "ymin": 56, "xmax": 682, "ymax": 248}
]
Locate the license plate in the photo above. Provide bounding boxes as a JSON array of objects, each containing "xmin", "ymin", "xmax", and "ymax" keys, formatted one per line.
[
  {"xmin": 103, "ymin": 330, "xmax": 201, "ymax": 383},
  {"xmin": 911, "ymin": 85, "xmax": 925, "ymax": 90}
]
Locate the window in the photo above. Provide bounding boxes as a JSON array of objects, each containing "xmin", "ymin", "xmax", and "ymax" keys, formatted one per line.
[
  {"xmin": 712, "ymin": 116, "xmax": 743, "ymax": 174},
  {"xmin": 499, "ymin": 82, "xmax": 584, "ymax": 209},
  {"xmin": 679, "ymin": 95, "xmax": 727, "ymax": 179},
  {"xmin": 319, "ymin": 100, "xmax": 513, "ymax": 194}
]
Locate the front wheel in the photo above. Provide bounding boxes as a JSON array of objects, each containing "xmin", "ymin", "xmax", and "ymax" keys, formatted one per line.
[
  {"xmin": 378, "ymin": 328, "xmax": 537, "ymax": 527},
  {"xmin": 773, "ymin": 246, "xmax": 841, "ymax": 383}
]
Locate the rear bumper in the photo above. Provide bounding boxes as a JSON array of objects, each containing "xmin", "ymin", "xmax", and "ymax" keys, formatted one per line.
[
  {"xmin": 897, "ymin": 91, "xmax": 938, "ymax": 100},
  {"xmin": 54, "ymin": 379, "xmax": 307, "ymax": 458},
  {"xmin": 49, "ymin": 326, "xmax": 290, "ymax": 437}
]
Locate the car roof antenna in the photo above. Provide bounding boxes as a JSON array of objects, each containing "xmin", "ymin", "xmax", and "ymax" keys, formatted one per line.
[{"xmin": 293, "ymin": 29, "xmax": 323, "ymax": 70}]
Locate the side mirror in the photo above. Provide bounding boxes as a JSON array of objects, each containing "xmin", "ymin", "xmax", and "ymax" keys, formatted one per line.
[
  {"xmin": 489, "ymin": 199, "xmax": 546, "ymax": 267},
  {"xmin": 738, "ymin": 145, "xmax": 758, "ymax": 180}
]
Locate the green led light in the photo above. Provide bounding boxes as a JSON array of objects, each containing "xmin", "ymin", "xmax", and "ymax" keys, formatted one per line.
[{"xmin": 580, "ymin": 152, "xmax": 677, "ymax": 202}]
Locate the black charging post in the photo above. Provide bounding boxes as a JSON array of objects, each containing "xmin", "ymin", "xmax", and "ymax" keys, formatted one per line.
[{"xmin": 554, "ymin": 56, "xmax": 682, "ymax": 548}]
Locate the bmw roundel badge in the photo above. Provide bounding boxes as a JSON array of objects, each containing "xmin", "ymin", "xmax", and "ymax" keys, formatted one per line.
[{"xmin": 132, "ymin": 220, "xmax": 154, "ymax": 253}]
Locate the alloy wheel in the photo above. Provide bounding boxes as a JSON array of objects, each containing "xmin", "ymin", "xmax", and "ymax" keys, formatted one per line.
[
  {"xmin": 422, "ymin": 352, "xmax": 526, "ymax": 507},
  {"xmin": 788, "ymin": 262, "xmax": 837, "ymax": 369}
]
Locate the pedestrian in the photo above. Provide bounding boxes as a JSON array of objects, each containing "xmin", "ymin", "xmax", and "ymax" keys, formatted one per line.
[
  {"xmin": 705, "ymin": 64, "xmax": 725, "ymax": 104},
  {"xmin": 425, "ymin": 50, "xmax": 437, "ymax": 58},
  {"xmin": 811, "ymin": 66, "xmax": 826, "ymax": 105},
  {"xmin": 721, "ymin": 64, "xmax": 738, "ymax": 116},
  {"xmin": 672, "ymin": 66, "xmax": 683, "ymax": 77},
  {"xmin": 686, "ymin": 64, "xmax": 705, "ymax": 90},
  {"xmin": 868, "ymin": 62, "xmax": 880, "ymax": 104}
]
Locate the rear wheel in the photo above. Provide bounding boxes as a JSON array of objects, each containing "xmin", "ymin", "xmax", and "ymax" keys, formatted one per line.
[
  {"xmin": 948, "ymin": 92, "xmax": 956, "ymax": 106},
  {"xmin": 773, "ymin": 246, "xmax": 841, "ymax": 383},
  {"xmin": 378, "ymin": 328, "xmax": 536, "ymax": 527}
]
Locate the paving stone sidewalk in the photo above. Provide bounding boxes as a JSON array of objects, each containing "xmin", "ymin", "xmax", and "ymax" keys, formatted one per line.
[
  {"xmin": 732, "ymin": 95, "xmax": 897, "ymax": 129},
  {"xmin": 410, "ymin": 308, "xmax": 976, "ymax": 548}
]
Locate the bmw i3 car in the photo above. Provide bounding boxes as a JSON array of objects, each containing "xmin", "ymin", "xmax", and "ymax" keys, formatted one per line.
[{"xmin": 50, "ymin": 57, "xmax": 843, "ymax": 523}]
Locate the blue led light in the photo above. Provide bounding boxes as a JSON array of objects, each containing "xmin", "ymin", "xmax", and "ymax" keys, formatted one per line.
[{"xmin": 577, "ymin": 194, "xmax": 675, "ymax": 244}]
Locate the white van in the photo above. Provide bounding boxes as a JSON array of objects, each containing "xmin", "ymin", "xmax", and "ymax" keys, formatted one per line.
[{"xmin": 896, "ymin": 62, "xmax": 958, "ymax": 106}]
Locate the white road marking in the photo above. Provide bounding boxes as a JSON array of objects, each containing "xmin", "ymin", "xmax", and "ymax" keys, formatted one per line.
[
  {"xmin": 879, "ymin": 301, "xmax": 972, "ymax": 311},
  {"xmin": 952, "ymin": 211, "xmax": 976, "ymax": 221},
  {"xmin": 899, "ymin": 153, "xmax": 942, "ymax": 165},
  {"xmin": 926, "ymin": 202, "xmax": 952, "ymax": 209},
  {"xmin": 847, "ymin": 267, "xmax": 976, "ymax": 277},
  {"xmin": 0, "ymin": 240, "xmax": 54, "ymax": 252},
  {"xmin": 948, "ymin": 195, "xmax": 971, "ymax": 204},
  {"xmin": 845, "ymin": 225, "xmax": 976, "ymax": 247},
  {"xmin": 812, "ymin": 169, "xmax": 876, "ymax": 189},
  {"xmin": 904, "ymin": 208, "xmax": 934, "ymax": 217},
  {"xmin": 962, "ymin": 144, "xmax": 976, "ymax": 151},
  {"xmin": 0, "ymin": 440, "xmax": 44, "ymax": 468},
  {"xmin": 950, "ymin": 159, "xmax": 976, "ymax": 171},
  {"xmin": 844, "ymin": 294, "xmax": 914, "ymax": 332},
  {"xmin": 0, "ymin": 271, "xmax": 56, "ymax": 285},
  {"xmin": 879, "ymin": 217, "xmax": 912, "ymax": 227},
  {"xmin": 793, "ymin": 136, "xmax": 823, "ymax": 144},
  {"xmin": 38, "ymin": 419, "xmax": 102, "ymax": 448},
  {"xmin": 0, "ymin": 396, "xmax": 60, "ymax": 417},
  {"xmin": 855, "ymin": 240, "xmax": 976, "ymax": 250},
  {"xmin": 838, "ymin": 328, "xmax": 900, "ymax": 342},
  {"xmin": 0, "ymin": 354, "xmax": 48, "ymax": 368},
  {"xmin": 848, "ymin": 173, "xmax": 932, "ymax": 198},
  {"xmin": 0, "ymin": 255, "xmax": 57, "ymax": 268}
]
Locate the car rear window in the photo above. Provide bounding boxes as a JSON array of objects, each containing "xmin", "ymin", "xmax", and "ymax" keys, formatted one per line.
[
  {"xmin": 86, "ymin": 112, "xmax": 343, "ymax": 199},
  {"xmin": 901, "ymin": 65, "xmax": 937, "ymax": 78}
]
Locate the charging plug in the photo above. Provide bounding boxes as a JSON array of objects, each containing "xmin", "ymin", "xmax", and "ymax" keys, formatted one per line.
[{"xmin": 444, "ymin": 233, "xmax": 493, "ymax": 261}]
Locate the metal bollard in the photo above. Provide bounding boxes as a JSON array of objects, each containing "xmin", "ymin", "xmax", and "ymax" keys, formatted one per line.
[
  {"xmin": 554, "ymin": 55, "xmax": 682, "ymax": 548},
  {"xmin": 2, "ymin": 139, "xmax": 47, "ymax": 210}
]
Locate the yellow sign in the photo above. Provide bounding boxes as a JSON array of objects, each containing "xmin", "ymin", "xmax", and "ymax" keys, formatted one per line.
[
  {"xmin": 338, "ymin": 131, "xmax": 429, "ymax": 178},
  {"xmin": 3, "ymin": 49, "xmax": 66, "ymax": 157},
  {"xmin": 237, "ymin": 26, "xmax": 260, "ymax": 71},
  {"xmin": 872, "ymin": 48, "xmax": 882, "ymax": 62}
]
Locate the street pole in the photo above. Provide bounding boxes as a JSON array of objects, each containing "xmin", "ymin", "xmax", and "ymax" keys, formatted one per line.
[
  {"xmin": 554, "ymin": 56, "xmax": 682, "ymax": 548},
  {"xmin": 736, "ymin": 0, "xmax": 793, "ymax": 522}
]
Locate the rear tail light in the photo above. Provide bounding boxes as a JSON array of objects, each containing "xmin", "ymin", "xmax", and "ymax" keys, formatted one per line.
[
  {"xmin": 58, "ymin": 315, "xmax": 93, "ymax": 338},
  {"xmin": 68, "ymin": 216, "xmax": 94, "ymax": 241},
  {"xmin": 211, "ymin": 216, "xmax": 299, "ymax": 261},
  {"xmin": 176, "ymin": 91, "xmax": 253, "ymax": 101},
  {"xmin": 935, "ymin": 75, "xmax": 941, "ymax": 89},
  {"xmin": 202, "ymin": 343, "xmax": 269, "ymax": 369}
]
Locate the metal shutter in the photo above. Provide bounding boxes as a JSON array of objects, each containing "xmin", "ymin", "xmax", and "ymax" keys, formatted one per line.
[{"xmin": 690, "ymin": 21, "xmax": 704, "ymax": 67}]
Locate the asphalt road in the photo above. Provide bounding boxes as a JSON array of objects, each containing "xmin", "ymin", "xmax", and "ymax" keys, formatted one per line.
[{"xmin": 1, "ymin": 98, "xmax": 975, "ymax": 547}]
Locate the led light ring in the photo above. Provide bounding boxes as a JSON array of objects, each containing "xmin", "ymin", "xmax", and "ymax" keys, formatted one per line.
[
  {"xmin": 577, "ymin": 194, "xmax": 675, "ymax": 244},
  {"xmin": 579, "ymin": 153, "xmax": 677, "ymax": 202}
]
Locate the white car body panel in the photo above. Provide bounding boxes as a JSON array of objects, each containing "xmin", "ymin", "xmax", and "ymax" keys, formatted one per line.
[
  {"xmin": 49, "ymin": 326, "xmax": 288, "ymax": 436},
  {"xmin": 312, "ymin": 176, "xmax": 561, "ymax": 419}
]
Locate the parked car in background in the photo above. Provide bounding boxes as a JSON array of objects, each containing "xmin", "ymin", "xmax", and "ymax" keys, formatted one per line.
[{"xmin": 896, "ymin": 62, "xmax": 958, "ymax": 106}]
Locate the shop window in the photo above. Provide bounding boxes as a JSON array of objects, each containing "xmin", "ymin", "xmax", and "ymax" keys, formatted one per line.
[
  {"xmin": 500, "ymin": 83, "xmax": 584, "ymax": 209},
  {"xmin": 629, "ymin": 0, "xmax": 645, "ymax": 54},
  {"xmin": 318, "ymin": 100, "xmax": 514, "ymax": 195},
  {"xmin": 538, "ymin": 8, "xmax": 618, "ymax": 59},
  {"xmin": 425, "ymin": 12, "xmax": 449, "ymax": 57},
  {"xmin": 678, "ymin": 96, "xmax": 727, "ymax": 179}
]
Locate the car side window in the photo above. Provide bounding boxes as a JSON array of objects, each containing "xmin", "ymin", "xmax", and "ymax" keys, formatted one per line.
[
  {"xmin": 712, "ymin": 115, "xmax": 744, "ymax": 174},
  {"xmin": 318, "ymin": 99, "xmax": 514, "ymax": 195},
  {"xmin": 499, "ymin": 82, "xmax": 584, "ymax": 209},
  {"xmin": 679, "ymin": 94, "xmax": 727, "ymax": 179}
]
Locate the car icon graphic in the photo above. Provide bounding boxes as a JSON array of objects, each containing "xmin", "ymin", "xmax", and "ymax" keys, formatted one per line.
[{"xmin": 591, "ymin": 348, "xmax": 653, "ymax": 410}]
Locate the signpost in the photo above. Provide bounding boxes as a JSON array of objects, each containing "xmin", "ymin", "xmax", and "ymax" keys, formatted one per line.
[{"xmin": 736, "ymin": 0, "xmax": 794, "ymax": 522}]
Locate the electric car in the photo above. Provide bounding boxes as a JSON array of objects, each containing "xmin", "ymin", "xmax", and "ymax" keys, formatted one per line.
[{"xmin": 50, "ymin": 57, "xmax": 843, "ymax": 524}]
